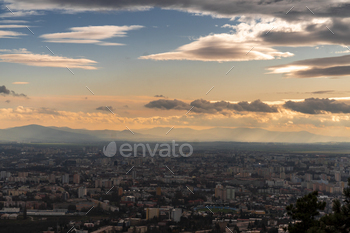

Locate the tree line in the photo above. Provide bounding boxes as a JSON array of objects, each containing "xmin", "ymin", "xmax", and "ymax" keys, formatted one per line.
[{"xmin": 286, "ymin": 178, "xmax": 350, "ymax": 233}]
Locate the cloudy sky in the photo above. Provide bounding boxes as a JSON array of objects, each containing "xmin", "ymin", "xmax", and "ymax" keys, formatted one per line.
[{"xmin": 2, "ymin": 0, "xmax": 350, "ymax": 138}]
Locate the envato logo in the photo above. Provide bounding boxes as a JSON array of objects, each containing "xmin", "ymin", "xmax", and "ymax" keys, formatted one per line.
[{"xmin": 103, "ymin": 140, "xmax": 193, "ymax": 158}]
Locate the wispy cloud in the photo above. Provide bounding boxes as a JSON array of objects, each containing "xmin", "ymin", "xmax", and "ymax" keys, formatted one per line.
[
  {"xmin": 0, "ymin": 49, "xmax": 98, "ymax": 70},
  {"xmin": 308, "ymin": 90, "xmax": 335, "ymax": 95},
  {"xmin": 2, "ymin": 0, "xmax": 348, "ymax": 21},
  {"xmin": 268, "ymin": 54, "xmax": 350, "ymax": 78},
  {"xmin": 0, "ymin": 48, "xmax": 30, "ymax": 53},
  {"xmin": 0, "ymin": 20, "xmax": 28, "ymax": 24},
  {"xmin": 40, "ymin": 25, "xmax": 144, "ymax": 46},
  {"xmin": 139, "ymin": 33, "xmax": 293, "ymax": 62},
  {"xmin": 12, "ymin": 82, "xmax": 29, "ymax": 85},
  {"xmin": 96, "ymin": 106, "xmax": 115, "ymax": 112},
  {"xmin": 139, "ymin": 17, "xmax": 299, "ymax": 62},
  {"xmin": 0, "ymin": 9, "xmax": 41, "ymax": 18},
  {"xmin": 0, "ymin": 24, "xmax": 28, "ymax": 28},
  {"xmin": 139, "ymin": 16, "xmax": 350, "ymax": 62},
  {"xmin": 0, "ymin": 30, "xmax": 25, "ymax": 38}
]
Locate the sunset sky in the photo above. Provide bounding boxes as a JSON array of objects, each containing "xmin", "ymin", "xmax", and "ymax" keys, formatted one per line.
[{"xmin": 2, "ymin": 0, "xmax": 350, "ymax": 137}]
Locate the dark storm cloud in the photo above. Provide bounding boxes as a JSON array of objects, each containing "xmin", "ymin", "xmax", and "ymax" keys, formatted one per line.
[
  {"xmin": 229, "ymin": 100, "xmax": 278, "ymax": 113},
  {"xmin": 0, "ymin": 85, "xmax": 27, "ymax": 97},
  {"xmin": 5, "ymin": 0, "xmax": 350, "ymax": 20},
  {"xmin": 261, "ymin": 19, "xmax": 350, "ymax": 47},
  {"xmin": 284, "ymin": 98, "xmax": 350, "ymax": 114},
  {"xmin": 0, "ymin": 85, "xmax": 11, "ymax": 95},
  {"xmin": 283, "ymin": 54, "xmax": 350, "ymax": 68},
  {"xmin": 189, "ymin": 99, "xmax": 278, "ymax": 113},
  {"xmin": 145, "ymin": 99, "xmax": 278, "ymax": 113},
  {"xmin": 145, "ymin": 99, "xmax": 190, "ymax": 110},
  {"xmin": 293, "ymin": 66, "xmax": 350, "ymax": 79},
  {"xmin": 96, "ymin": 106, "xmax": 115, "ymax": 112}
]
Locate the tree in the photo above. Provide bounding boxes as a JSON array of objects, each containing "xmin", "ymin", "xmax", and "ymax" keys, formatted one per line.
[
  {"xmin": 317, "ymin": 178, "xmax": 350, "ymax": 233},
  {"xmin": 68, "ymin": 205, "xmax": 76, "ymax": 211},
  {"xmin": 231, "ymin": 224, "xmax": 240, "ymax": 233},
  {"xmin": 214, "ymin": 223, "xmax": 221, "ymax": 233},
  {"xmin": 23, "ymin": 204, "xmax": 27, "ymax": 220},
  {"xmin": 267, "ymin": 227, "xmax": 278, "ymax": 233},
  {"xmin": 286, "ymin": 191, "xmax": 326, "ymax": 233}
]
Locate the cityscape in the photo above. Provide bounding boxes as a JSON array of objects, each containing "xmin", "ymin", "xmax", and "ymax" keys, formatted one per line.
[
  {"xmin": 1, "ymin": 142, "xmax": 350, "ymax": 233},
  {"xmin": 2, "ymin": 0, "xmax": 350, "ymax": 232}
]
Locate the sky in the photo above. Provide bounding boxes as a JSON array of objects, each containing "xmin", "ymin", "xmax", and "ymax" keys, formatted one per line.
[{"xmin": 2, "ymin": 0, "xmax": 350, "ymax": 138}]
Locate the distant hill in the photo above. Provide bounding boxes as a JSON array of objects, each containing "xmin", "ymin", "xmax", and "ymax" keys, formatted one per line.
[
  {"xmin": 0, "ymin": 124, "xmax": 348, "ymax": 143},
  {"xmin": 0, "ymin": 125, "xmax": 99, "ymax": 143},
  {"xmin": 136, "ymin": 127, "xmax": 350, "ymax": 143}
]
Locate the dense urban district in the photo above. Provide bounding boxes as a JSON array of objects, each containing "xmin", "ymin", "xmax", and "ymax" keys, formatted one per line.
[{"xmin": 0, "ymin": 143, "xmax": 349, "ymax": 233}]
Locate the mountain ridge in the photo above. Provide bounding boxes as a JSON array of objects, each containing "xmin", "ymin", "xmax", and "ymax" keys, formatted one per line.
[{"xmin": 0, "ymin": 124, "xmax": 348, "ymax": 143}]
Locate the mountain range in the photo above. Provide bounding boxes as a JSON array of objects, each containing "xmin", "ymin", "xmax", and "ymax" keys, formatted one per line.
[{"xmin": 0, "ymin": 124, "xmax": 348, "ymax": 144}]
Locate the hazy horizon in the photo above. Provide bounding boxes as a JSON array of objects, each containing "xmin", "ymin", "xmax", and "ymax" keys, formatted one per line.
[{"xmin": 0, "ymin": 124, "xmax": 349, "ymax": 144}]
